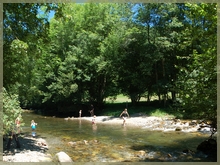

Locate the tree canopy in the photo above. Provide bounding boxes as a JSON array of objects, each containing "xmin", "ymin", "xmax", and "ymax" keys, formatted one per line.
[{"xmin": 3, "ymin": 3, "xmax": 217, "ymax": 122}]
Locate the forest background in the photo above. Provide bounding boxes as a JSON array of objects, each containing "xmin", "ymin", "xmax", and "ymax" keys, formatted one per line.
[{"xmin": 2, "ymin": 3, "xmax": 217, "ymax": 134}]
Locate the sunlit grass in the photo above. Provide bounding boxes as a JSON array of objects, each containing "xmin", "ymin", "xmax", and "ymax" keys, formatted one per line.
[
  {"xmin": 103, "ymin": 95, "xmax": 176, "ymax": 118},
  {"xmin": 149, "ymin": 108, "xmax": 175, "ymax": 118},
  {"xmin": 105, "ymin": 94, "xmax": 130, "ymax": 103}
]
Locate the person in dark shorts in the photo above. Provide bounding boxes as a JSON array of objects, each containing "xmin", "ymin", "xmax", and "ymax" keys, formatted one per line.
[
  {"xmin": 89, "ymin": 104, "xmax": 94, "ymax": 116},
  {"xmin": 119, "ymin": 108, "xmax": 129, "ymax": 126}
]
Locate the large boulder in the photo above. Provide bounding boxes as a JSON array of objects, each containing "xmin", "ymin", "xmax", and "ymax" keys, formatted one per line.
[
  {"xmin": 197, "ymin": 138, "xmax": 217, "ymax": 161},
  {"xmin": 55, "ymin": 151, "xmax": 73, "ymax": 162}
]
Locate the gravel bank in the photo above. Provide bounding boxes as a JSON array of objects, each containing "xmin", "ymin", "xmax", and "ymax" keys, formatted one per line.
[
  {"xmin": 81, "ymin": 115, "xmax": 162, "ymax": 127},
  {"xmin": 3, "ymin": 134, "xmax": 53, "ymax": 162},
  {"xmin": 77, "ymin": 115, "xmax": 215, "ymax": 133}
]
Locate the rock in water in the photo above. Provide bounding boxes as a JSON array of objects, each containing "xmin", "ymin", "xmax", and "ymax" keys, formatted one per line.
[
  {"xmin": 56, "ymin": 151, "xmax": 73, "ymax": 162},
  {"xmin": 197, "ymin": 138, "xmax": 217, "ymax": 161},
  {"xmin": 175, "ymin": 127, "xmax": 182, "ymax": 131}
]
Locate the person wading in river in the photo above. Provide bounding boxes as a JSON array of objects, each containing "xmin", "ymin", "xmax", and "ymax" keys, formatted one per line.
[
  {"xmin": 119, "ymin": 108, "xmax": 129, "ymax": 126},
  {"xmin": 89, "ymin": 104, "xmax": 94, "ymax": 117},
  {"xmin": 79, "ymin": 110, "xmax": 82, "ymax": 118},
  {"xmin": 92, "ymin": 115, "xmax": 96, "ymax": 125},
  {"xmin": 31, "ymin": 120, "xmax": 37, "ymax": 137}
]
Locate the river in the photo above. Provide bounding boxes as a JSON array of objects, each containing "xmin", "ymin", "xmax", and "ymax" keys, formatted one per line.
[{"xmin": 22, "ymin": 111, "xmax": 213, "ymax": 162}]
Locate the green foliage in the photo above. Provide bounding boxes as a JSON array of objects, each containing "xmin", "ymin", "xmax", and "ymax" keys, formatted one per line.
[
  {"xmin": 41, "ymin": 3, "xmax": 128, "ymax": 108},
  {"xmin": 176, "ymin": 3, "xmax": 217, "ymax": 119},
  {"xmin": 42, "ymin": 55, "xmax": 79, "ymax": 103},
  {"xmin": 3, "ymin": 3, "xmax": 62, "ymax": 108},
  {"xmin": 3, "ymin": 3, "xmax": 217, "ymax": 121},
  {"xmin": 3, "ymin": 88, "xmax": 24, "ymax": 135}
]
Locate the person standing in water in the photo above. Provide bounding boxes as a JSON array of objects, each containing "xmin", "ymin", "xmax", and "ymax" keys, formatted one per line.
[
  {"xmin": 31, "ymin": 120, "xmax": 37, "ymax": 137},
  {"xmin": 89, "ymin": 104, "xmax": 94, "ymax": 117},
  {"xmin": 79, "ymin": 110, "xmax": 82, "ymax": 118},
  {"xmin": 119, "ymin": 108, "xmax": 129, "ymax": 126},
  {"xmin": 92, "ymin": 115, "xmax": 97, "ymax": 133},
  {"xmin": 92, "ymin": 115, "xmax": 96, "ymax": 125}
]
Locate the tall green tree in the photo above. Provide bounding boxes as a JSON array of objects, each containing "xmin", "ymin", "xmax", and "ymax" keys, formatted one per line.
[
  {"xmin": 177, "ymin": 3, "xmax": 217, "ymax": 119},
  {"xmin": 40, "ymin": 3, "xmax": 128, "ymax": 111},
  {"xmin": 3, "ymin": 3, "xmax": 61, "ymax": 107},
  {"xmin": 132, "ymin": 3, "xmax": 185, "ymax": 104}
]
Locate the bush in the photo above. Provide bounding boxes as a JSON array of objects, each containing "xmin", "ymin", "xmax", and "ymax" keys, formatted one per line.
[{"xmin": 3, "ymin": 87, "xmax": 24, "ymax": 135}]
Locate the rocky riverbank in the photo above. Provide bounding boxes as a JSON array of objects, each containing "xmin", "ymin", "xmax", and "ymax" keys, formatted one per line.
[
  {"xmin": 76, "ymin": 115, "xmax": 216, "ymax": 134},
  {"xmin": 3, "ymin": 134, "xmax": 53, "ymax": 162}
]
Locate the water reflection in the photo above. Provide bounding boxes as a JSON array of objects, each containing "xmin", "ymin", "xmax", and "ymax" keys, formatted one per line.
[
  {"xmin": 122, "ymin": 125, "xmax": 127, "ymax": 136},
  {"xmin": 78, "ymin": 119, "xmax": 81, "ymax": 129},
  {"xmin": 92, "ymin": 124, "xmax": 97, "ymax": 133}
]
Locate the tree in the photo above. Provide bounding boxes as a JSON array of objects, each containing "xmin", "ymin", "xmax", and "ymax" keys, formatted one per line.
[
  {"xmin": 177, "ymin": 3, "xmax": 217, "ymax": 119},
  {"xmin": 3, "ymin": 3, "xmax": 64, "ymax": 132},
  {"xmin": 38, "ymin": 3, "xmax": 128, "ymax": 112},
  {"xmin": 3, "ymin": 3, "xmax": 216, "ymax": 119}
]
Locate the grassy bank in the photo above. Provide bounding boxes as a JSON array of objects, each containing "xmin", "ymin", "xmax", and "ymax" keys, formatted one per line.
[{"xmin": 101, "ymin": 95, "xmax": 181, "ymax": 119}]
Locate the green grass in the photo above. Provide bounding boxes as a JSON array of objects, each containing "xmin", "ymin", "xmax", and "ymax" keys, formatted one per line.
[
  {"xmin": 105, "ymin": 94, "xmax": 130, "ymax": 103},
  {"xmin": 102, "ymin": 95, "xmax": 176, "ymax": 118}
]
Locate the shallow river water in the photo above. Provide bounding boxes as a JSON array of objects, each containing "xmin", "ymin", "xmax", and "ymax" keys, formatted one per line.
[{"xmin": 22, "ymin": 111, "xmax": 213, "ymax": 162}]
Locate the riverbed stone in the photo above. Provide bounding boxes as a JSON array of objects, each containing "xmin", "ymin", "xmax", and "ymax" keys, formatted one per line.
[
  {"xmin": 110, "ymin": 152, "xmax": 124, "ymax": 161},
  {"xmin": 135, "ymin": 150, "xmax": 146, "ymax": 158},
  {"xmin": 189, "ymin": 120, "xmax": 198, "ymax": 126},
  {"xmin": 55, "ymin": 151, "xmax": 73, "ymax": 162},
  {"xmin": 68, "ymin": 141, "xmax": 77, "ymax": 147},
  {"xmin": 197, "ymin": 138, "xmax": 217, "ymax": 157},
  {"xmin": 175, "ymin": 127, "xmax": 182, "ymax": 131},
  {"xmin": 89, "ymin": 139, "xmax": 99, "ymax": 144}
]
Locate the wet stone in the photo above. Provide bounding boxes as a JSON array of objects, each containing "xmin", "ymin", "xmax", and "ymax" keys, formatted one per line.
[{"xmin": 175, "ymin": 127, "xmax": 182, "ymax": 131}]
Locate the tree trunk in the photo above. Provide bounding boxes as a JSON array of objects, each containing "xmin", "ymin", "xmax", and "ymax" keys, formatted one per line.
[
  {"xmin": 147, "ymin": 93, "xmax": 151, "ymax": 102},
  {"xmin": 171, "ymin": 91, "xmax": 176, "ymax": 101},
  {"xmin": 158, "ymin": 93, "xmax": 161, "ymax": 103}
]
